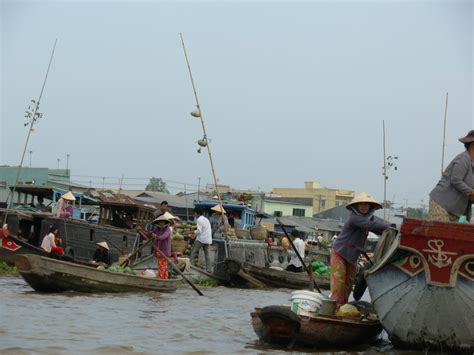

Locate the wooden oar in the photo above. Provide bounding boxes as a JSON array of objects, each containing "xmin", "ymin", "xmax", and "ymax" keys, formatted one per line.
[
  {"xmin": 155, "ymin": 248, "xmax": 204, "ymax": 296},
  {"xmin": 120, "ymin": 234, "xmax": 154, "ymax": 267},
  {"xmin": 276, "ymin": 218, "xmax": 321, "ymax": 293}
]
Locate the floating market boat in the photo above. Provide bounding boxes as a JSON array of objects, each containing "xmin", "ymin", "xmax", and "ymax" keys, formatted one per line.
[
  {"xmin": 0, "ymin": 233, "xmax": 49, "ymax": 265},
  {"xmin": 251, "ymin": 305, "xmax": 382, "ymax": 348},
  {"xmin": 0, "ymin": 189, "xmax": 158, "ymax": 265},
  {"xmin": 366, "ymin": 218, "xmax": 474, "ymax": 352},
  {"xmin": 224, "ymin": 259, "xmax": 330, "ymax": 290},
  {"xmin": 15, "ymin": 254, "xmax": 179, "ymax": 293}
]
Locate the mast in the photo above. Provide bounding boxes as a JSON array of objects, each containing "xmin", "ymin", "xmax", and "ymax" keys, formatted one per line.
[
  {"xmin": 3, "ymin": 39, "xmax": 58, "ymax": 225},
  {"xmin": 180, "ymin": 33, "xmax": 229, "ymax": 255},
  {"xmin": 441, "ymin": 92, "xmax": 449, "ymax": 175}
]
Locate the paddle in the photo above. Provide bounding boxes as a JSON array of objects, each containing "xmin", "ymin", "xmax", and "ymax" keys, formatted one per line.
[
  {"xmin": 120, "ymin": 234, "xmax": 154, "ymax": 267},
  {"xmin": 155, "ymin": 247, "xmax": 204, "ymax": 296},
  {"xmin": 276, "ymin": 218, "xmax": 322, "ymax": 294},
  {"xmin": 138, "ymin": 230, "xmax": 204, "ymax": 296}
]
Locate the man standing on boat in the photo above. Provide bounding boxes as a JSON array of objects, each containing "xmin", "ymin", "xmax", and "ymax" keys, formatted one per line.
[
  {"xmin": 429, "ymin": 129, "xmax": 474, "ymax": 222},
  {"xmin": 209, "ymin": 204, "xmax": 229, "ymax": 240},
  {"xmin": 190, "ymin": 208, "xmax": 212, "ymax": 272},
  {"xmin": 284, "ymin": 230, "xmax": 306, "ymax": 272},
  {"xmin": 153, "ymin": 201, "xmax": 170, "ymax": 218}
]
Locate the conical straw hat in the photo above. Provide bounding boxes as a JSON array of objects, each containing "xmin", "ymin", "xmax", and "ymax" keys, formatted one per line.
[
  {"xmin": 97, "ymin": 241, "xmax": 110, "ymax": 250},
  {"xmin": 62, "ymin": 191, "xmax": 76, "ymax": 201},
  {"xmin": 163, "ymin": 212, "xmax": 179, "ymax": 220},
  {"xmin": 346, "ymin": 192, "xmax": 382, "ymax": 210},
  {"xmin": 152, "ymin": 214, "xmax": 171, "ymax": 224},
  {"xmin": 211, "ymin": 204, "xmax": 226, "ymax": 214}
]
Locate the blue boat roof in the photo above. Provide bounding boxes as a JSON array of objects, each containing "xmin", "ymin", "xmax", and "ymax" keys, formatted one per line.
[{"xmin": 193, "ymin": 200, "xmax": 255, "ymax": 213}]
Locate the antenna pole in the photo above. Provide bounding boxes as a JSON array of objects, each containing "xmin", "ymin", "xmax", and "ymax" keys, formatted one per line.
[{"xmin": 3, "ymin": 39, "xmax": 58, "ymax": 225}]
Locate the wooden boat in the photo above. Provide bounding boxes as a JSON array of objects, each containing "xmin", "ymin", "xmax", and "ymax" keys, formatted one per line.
[
  {"xmin": 15, "ymin": 254, "xmax": 179, "ymax": 293},
  {"xmin": 225, "ymin": 258, "xmax": 330, "ymax": 290},
  {"xmin": 366, "ymin": 218, "xmax": 474, "ymax": 352},
  {"xmin": 251, "ymin": 305, "xmax": 382, "ymax": 348},
  {"xmin": 0, "ymin": 234, "xmax": 49, "ymax": 265}
]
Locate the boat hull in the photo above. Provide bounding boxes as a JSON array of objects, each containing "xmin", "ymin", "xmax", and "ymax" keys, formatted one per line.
[
  {"xmin": 226, "ymin": 259, "xmax": 330, "ymax": 290},
  {"xmin": 15, "ymin": 254, "xmax": 179, "ymax": 293},
  {"xmin": 366, "ymin": 218, "xmax": 474, "ymax": 352},
  {"xmin": 251, "ymin": 305, "xmax": 382, "ymax": 348}
]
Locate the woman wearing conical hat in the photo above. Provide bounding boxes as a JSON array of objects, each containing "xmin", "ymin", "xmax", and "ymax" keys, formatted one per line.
[
  {"xmin": 144, "ymin": 214, "xmax": 172, "ymax": 279},
  {"xmin": 92, "ymin": 241, "xmax": 111, "ymax": 266},
  {"xmin": 55, "ymin": 191, "xmax": 75, "ymax": 218},
  {"xmin": 429, "ymin": 129, "xmax": 474, "ymax": 222},
  {"xmin": 330, "ymin": 192, "xmax": 392, "ymax": 306}
]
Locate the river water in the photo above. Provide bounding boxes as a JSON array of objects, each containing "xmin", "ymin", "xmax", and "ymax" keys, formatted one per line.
[{"xmin": 0, "ymin": 276, "xmax": 417, "ymax": 354}]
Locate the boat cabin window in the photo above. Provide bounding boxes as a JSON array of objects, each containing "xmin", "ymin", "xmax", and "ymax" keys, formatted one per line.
[
  {"xmin": 123, "ymin": 235, "xmax": 127, "ymax": 247},
  {"xmin": 90, "ymin": 229, "xmax": 95, "ymax": 242}
]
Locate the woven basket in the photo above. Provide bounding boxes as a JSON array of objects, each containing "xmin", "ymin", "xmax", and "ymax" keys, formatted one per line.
[
  {"xmin": 250, "ymin": 225, "xmax": 267, "ymax": 240},
  {"xmin": 172, "ymin": 239, "xmax": 189, "ymax": 254}
]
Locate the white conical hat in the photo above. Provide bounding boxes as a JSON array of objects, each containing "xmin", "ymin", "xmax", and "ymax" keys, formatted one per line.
[
  {"xmin": 211, "ymin": 204, "xmax": 226, "ymax": 214},
  {"xmin": 97, "ymin": 241, "xmax": 110, "ymax": 250},
  {"xmin": 62, "ymin": 191, "xmax": 76, "ymax": 201},
  {"xmin": 346, "ymin": 192, "xmax": 382, "ymax": 210},
  {"xmin": 152, "ymin": 214, "xmax": 171, "ymax": 224},
  {"xmin": 162, "ymin": 212, "xmax": 179, "ymax": 220}
]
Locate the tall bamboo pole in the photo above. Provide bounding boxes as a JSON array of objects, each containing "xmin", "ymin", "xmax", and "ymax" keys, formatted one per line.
[
  {"xmin": 3, "ymin": 39, "xmax": 58, "ymax": 226},
  {"xmin": 441, "ymin": 92, "xmax": 449, "ymax": 175},
  {"xmin": 180, "ymin": 33, "xmax": 229, "ymax": 256},
  {"xmin": 383, "ymin": 120, "xmax": 387, "ymax": 222}
]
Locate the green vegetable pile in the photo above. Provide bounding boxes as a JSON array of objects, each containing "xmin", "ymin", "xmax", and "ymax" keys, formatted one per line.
[
  {"xmin": 0, "ymin": 262, "xmax": 18, "ymax": 276},
  {"xmin": 97, "ymin": 264, "xmax": 136, "ymax": 275},
  {"xmin": 312, "ymin": 261, "xmax": 331, "ymax": 276}
]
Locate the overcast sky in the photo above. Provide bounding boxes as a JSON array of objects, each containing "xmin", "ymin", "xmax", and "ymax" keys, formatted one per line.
[{"xmin": 1, "ymin": 0, "xmax": 472, "ymax": 207}]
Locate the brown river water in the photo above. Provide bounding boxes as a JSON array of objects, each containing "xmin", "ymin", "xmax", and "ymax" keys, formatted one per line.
[{"xmin": 0, "ymin": 276, "xmax": 422, "ymax": 354}]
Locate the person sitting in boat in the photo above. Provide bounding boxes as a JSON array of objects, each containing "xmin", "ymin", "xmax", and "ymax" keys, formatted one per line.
[
  {"xmin": 0, "ymin": 224, "xmax": 9, "ymax": 239},
  {"xmin": 283, "ymin": 229, "xmax": 306, "ymax": 272},
  {"xmin": 429, "ymin": 129, "xmax": 474, "ymax": 222},
  {"xmin": 92, "ymin": 241, "xmax": 111, "ymax": 266},
  {"xmin": 55, "ymin": 191, "xmax": 75, "ymax": 218},
  {"xmin": 330, "ymin": 192, "xmax": 392, "ymax": 306},
  {"xmin": 40, "ymin": 225, "xmax": 64, "ymax": 257},
  {"xmin": 34, "ymin": 196, "xmax": 48, "ymax": 212},
  {"xmin": 145, "ymin": 214, "xmax": 172, "ymax": 279},
  {"xmin": 209, "ymin": 204, "xmax": 230, "ymax": 240}
]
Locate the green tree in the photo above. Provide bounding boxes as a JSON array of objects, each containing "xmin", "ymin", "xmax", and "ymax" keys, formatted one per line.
[
  {"xmin": 145, "ymin": 177, "xmax": 170, "ymax": 193},
  {"xmin": 406, "ymin": 207, "xmax": 428, "ymax": 219}
]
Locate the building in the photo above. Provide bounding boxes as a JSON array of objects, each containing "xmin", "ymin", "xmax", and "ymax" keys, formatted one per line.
[
  {"xmin": 252, "ymin": 194, "xmax": 313, "ymax": 217},
  {"xmin": 314, "ymin": 204, "xmax": 405, "ymax": 227},
  {"xmin": 0, "ymin": 166, "xmax": 72, "ymax": 204},
  {"xmin": 272, "ymin": 181, "xmax": 355, "ymax": 214}
]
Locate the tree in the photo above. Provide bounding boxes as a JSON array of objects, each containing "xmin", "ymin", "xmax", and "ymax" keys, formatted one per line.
[
  {"xmin": 145, "ymin": 177, "xmax": 170, "ymax": 193},
  {"xmin": 406, "ymin": 207, "xmax": 428, "ymax": 219}
]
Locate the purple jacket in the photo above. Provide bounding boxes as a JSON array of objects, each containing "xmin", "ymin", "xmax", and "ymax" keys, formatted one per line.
[
  {"xmin": 332, "ymin": 212, "xmax": 390, "ymax": 265},
  {"xmin": 146, "ymin": 226, "xmax": 171, "ymax": 257}
]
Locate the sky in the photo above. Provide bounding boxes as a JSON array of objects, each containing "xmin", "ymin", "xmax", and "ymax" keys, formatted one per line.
[{"xmin": 1, "ymin": 0, "xmax": 473, "ymax": 208}]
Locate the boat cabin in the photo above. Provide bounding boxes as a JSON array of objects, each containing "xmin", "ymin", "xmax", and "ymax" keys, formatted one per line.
[
  {"xmin": 193, "ymin": 200, "xmax": 256, "ymax": 230},
  {"xmin": 97, "ymin": 192, "xmax": 157, "ymax": 229}
]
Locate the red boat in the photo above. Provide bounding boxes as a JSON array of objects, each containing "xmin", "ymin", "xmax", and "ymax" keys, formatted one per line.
[{"xmin": 366, "ymin": 218, "xmax": 474, "ymax": 352}]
